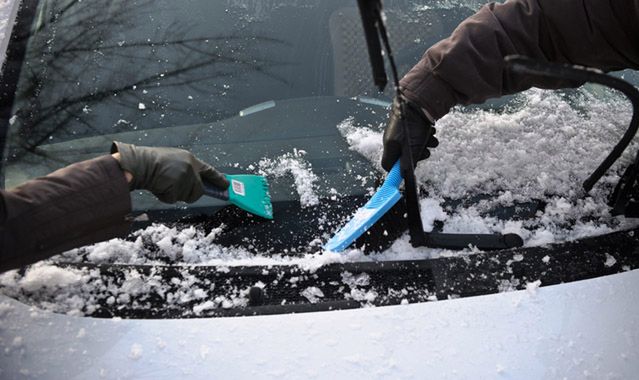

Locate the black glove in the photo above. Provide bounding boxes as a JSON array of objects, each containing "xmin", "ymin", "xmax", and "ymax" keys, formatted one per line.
[
  {"xmin": 111, "ymin": 141, "xmax": 229, "ymax": 203},
  {"xmin": 381, "ymin": 97, "xmax": 438, "ymax": 171}
]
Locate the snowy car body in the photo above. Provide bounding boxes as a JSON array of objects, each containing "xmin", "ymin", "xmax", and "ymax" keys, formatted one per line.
[
  {"xmin": 1, "ymin": 0, "xmax": 639, "ymax": 378},
  {"xmin": 1, "ymin": 270, "xmax": 638, "ymax": 379}
]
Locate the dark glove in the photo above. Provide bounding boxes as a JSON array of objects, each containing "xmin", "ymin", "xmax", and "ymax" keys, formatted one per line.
[
  {"xmin": 381, "ymin": 97, "xmax": 438, "ymax": 171},
  {"xmin": 111, "ymin": 141, "xmax": 229, "ymax": 203}
]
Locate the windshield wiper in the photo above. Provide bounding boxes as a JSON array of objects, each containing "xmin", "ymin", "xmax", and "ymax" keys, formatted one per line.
[{"xmin": 505, "ymin": 56, "xmax": 639, "ymax": 218}]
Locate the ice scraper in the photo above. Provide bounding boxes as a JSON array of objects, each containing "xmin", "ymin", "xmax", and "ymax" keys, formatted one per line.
[
  {"xmin": 203, "ymin": 174, "xmax": 273, "ymax": 219},
  {"xmin": 324, "ymin": 160, "xmax": 402, "ymax": 251}
]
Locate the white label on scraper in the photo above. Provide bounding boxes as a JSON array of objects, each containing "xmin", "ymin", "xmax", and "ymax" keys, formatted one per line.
[{"xmin": 231, "ymin": 179, "xmax": 245, "ymax": 196}]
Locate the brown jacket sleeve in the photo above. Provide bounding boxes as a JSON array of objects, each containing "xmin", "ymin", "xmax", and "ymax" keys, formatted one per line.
[
  {"xmin": 401, "ymin": 0, "xmax": 639, "ymax": 120},
  {"xmin": 0, "ymin": 155, "xmax": 132, "ymax": 272}
]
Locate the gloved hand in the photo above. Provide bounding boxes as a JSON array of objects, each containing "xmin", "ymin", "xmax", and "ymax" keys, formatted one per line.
[
  {"xmin": 111, "ymin": 141, "xmax": 229, "ymax": 203},
  {"xmin": 381, "ymin": 97, "xmax": 438, "ymax": 171}
]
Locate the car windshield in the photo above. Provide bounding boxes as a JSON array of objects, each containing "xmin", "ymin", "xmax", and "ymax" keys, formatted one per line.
[
  {"xmin": 1, "ymin": 0, "xmax": 639, "ymax": 317},
  {"xmin": 3, "ymin": 0, "xmax": 639, "ymax": 253},
  {"xmin": 1, "ymin": 0, "xmax": 483, "ymax": 250}
]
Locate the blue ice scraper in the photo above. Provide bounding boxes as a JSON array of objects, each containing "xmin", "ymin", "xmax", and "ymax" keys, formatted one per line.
[{"xmin": 324, "ymin": 160, "xmax": 402, "ymax": 252}]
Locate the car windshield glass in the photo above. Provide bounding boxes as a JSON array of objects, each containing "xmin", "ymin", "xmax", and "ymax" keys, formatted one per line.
[
  {"xmin": 1, "ymin": 0, "xmax": 478, "ymax": 200},
  {"xmin": 2, "ymin": 0, "xmax": 639, "ymax": 259},
  {"xmin": 1, "ymin": 0, "xmax": 479, "ymax": 248}
]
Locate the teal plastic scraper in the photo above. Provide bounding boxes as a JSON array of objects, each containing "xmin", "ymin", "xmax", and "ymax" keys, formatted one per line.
[
  {"xmin": 203, "ymin": 174, "xmax": 273, "ymax": 219},
  {"xmin": 324, "ymin": 160, "xmax": 402, "ymax": 251}
]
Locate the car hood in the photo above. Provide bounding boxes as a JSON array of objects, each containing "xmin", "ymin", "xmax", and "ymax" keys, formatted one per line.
[{"xmin": 1, "ymin": 269, "xmax": 639, "ymax": 379}]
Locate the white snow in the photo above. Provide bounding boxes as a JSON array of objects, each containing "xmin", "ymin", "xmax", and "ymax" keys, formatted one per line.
[
  {"xmin": 526, "ymin": 280, "xmax": 542, "ymax": 296},
  {"xmin": 193, "ymin": 301, "xmax": 216, "ymax": 316},
  {"xmin": 301, "ymin": 287, "xmax": 325, "ymax": 303},
  {"xmin": 258, "ymin": 150, "xmax": 320, "ymax": 207},
  {"xmin": 17, "ymin": 265, "xmax": 83, "ymax": 292},
  {"xmin": 337, "ymin": 116, "xmax": 384, "ymax": 171}
]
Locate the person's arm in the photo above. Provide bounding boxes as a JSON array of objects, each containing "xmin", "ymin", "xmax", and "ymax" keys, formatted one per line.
[
  {"xmin": 0, "ymin": 155, "xmax": 132, "ymax": 272},
  {"xmin": 0, "ymin": 142, "xmax": 229, "ymax": 273},
  {"xmin": 400, "ymin": 0, "xmax": 639, "ymax": 121},
  {"xmin": 381, "ymin": 0, "xmax": 639, "ymax": 170}
]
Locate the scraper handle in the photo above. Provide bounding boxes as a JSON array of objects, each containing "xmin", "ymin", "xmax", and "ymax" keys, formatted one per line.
[
  {"xmin": 202, "ymin": 180, "xmax": 230, "ymax": 201},
  {"xmin": 384, "ymin": 160, "xmax": 403, "ymax": 188}
]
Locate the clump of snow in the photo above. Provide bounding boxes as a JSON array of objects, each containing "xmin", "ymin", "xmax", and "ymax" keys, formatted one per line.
[
  {"xmin": 336, "ymin": 116, "xmax": 384, "ymax": 171},
  {"xmin": 60, "ymin": 224, "xmax": 235, "ymax": 265},
  {"xmin": 349, "ymin": 288, "xmax": 378, "ymax": 303},
  {"xmin": 526, "ymin": 280, "xmax": 542, "ymax": 296},
  {"xmin": 604, "ymin": 253, "xmax": 617, "ymax": 268},
  {"xmin": 497, "ymin": 279, "xmax": 520, "ymax": 293},
  {"xmin": 526, "ymin": 230, "xmax": 555, "ymax": 247},
  {"xmin": 258, "ymin": 149, "xmax": 319, "ymax": 207},
  {"xmin": 301, "ymin": 287, "xmax": 324, "ymax": 303},
  {"xmin": 341, "ymin": 272, "xmax": 371, "ymax": 287},
  {"xmin": 341, "ymin": 272, "xmax": 377, "ymax": 303},
  {"xmin": 16, "ymin": 264, "xmax": 83, "ymax": 292},
  {"xmin": 419, "ymin": 198, "xmax": 448, "ymax": 232},
  {"xmin": 193, "ymin": 301, "xmax": 216, "ymax": 315}
]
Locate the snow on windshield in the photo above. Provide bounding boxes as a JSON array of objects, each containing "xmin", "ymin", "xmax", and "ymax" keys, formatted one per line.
[
  {"xmin": 258, "ymin": 150, "xmax": 320, "ymax": 207},
  {"xmin": 2, "ymin": 87, "xmax": 638, "ymax": 315}
]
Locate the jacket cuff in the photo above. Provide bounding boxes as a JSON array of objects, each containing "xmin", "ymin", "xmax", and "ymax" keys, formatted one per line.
[{"xmin": 400, "ymin": 71, "xmax": 458, "ymax": 121}]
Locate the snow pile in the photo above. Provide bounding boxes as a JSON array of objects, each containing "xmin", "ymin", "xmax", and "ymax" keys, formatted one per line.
[
  {"xmin": 336, "ymin": 116, "xmax": 384, "ymax": 172},
  {"xmin": 301, "ymin": 287, "xmax": 325, "ymax": 303},
  {"xmin": 341, "ymin": 272, "xmax": 378, "ymax": 303},
  {"xmin": 59, "ymin": 224, "xmax": 232, "ymax": 265},
  {"xmin": 341, "ymin": 89, "xmax": 635, "ymax": 202},
  {"xmin": 424, "ymin": 89, "xmax": 634, "ymax": 200},
  {"xmin": 0, "ymin": 263, "xmax": 251, "ymax": 316},
  {"xmin": 17, "ymin": 265, "xmax": 83, "ymax": 292},
  {"xmin": 258, "ymin": 149, "xmax": 320, "ymax": 207}
]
